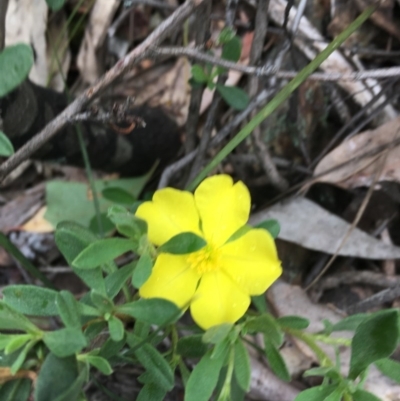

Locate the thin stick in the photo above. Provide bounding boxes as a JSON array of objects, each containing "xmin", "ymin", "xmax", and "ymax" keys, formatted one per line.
[
  {"xmin": 0, "ymin": 0, "xmax": 8, "ymax": 51},
  {"xmin": 152, "ymin": 46, "xmax": 400, "ymax": 81},
  {"xmin": 0, "ymin": 0, "xmax": 204, "ymax": 182}
]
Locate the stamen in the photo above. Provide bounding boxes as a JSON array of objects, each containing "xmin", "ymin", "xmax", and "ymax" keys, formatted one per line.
[{"xmin": 187, "ymin": 244, "xmax": 221, "ymax": 274}]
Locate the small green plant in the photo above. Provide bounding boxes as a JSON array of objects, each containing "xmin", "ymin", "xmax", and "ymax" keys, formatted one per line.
[
  {"xmin": 0, "ymin": 175, "xmax": 399, "ymax": 401},
  {"xmin": 190, "ymin": 27, "xmax": 249, "ymax": 110}
]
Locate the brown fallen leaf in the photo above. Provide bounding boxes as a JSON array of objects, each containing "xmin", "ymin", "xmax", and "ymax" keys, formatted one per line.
[
  {"xmin": 0, "ymin": 367, "xmax": 37, "ymax": 385},
  {"xmin": 313, "ymin": 117, "xmax": 400, "ymax": 188},
  {"xmin": 249, "ymin": 196, "xmax": 400, "ymax": 259}
]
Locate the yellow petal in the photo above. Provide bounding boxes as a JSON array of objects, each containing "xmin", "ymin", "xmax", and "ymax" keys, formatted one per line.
[
  {"xmin": 190, "ymin": 271, "xmax": 250, "ymax": 329},
  {"xmin": 136, "ymin": 188, "xmax": 201, "ymax": 246},
  {"xmin": 194, "ymin": 175, "xmax": 250, "ymax": 246},
  {"xmin": 139, "ymin": 254, "xmax": 200, "ymax": 308},
  {"xmin": 220, "ymin": 229, "xmax": 282, "ymax": 295}
]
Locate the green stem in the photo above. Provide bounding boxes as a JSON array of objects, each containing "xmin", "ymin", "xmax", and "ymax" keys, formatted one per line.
[
  {"xmin": 75, "ymin": 125, "xmax": 104, "ymax": 236},
  {"xmin": 186, "ymin": 6, "xmax": 376, "ymax": 191},
  {"xmin": 217, "ymin": 345, "xmax": 235, "ymax": 401},
  {"xmin": 311, "ymin": 334, "xmax": 351, "ymax": 347},
  {"xmin": 285, "ymin": 328, "xmax": 334, "ymax": 367}
]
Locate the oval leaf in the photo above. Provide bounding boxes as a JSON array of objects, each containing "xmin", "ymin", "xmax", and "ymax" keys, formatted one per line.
[
  {"xmin": 43, "ymin": 328, "xmax": 87, "ymax": 358},
  {"xmin": 184, "ymin": 349, "xmax": 226, "ymax": 401},
  {"xmin": 72, "ymin": 238, "xmax": 135, "ymax": 269},
  {"xmin": 3, "ymin": 285, "xmax": 58, "ymax": 316},
  {"xmin": 255, "ymin": 219, "xmax": 280, "ymax": 239},
  {"xmin": 158, "ymin": 232, "xmax": 206, "ymax": 254},
  {"xmin": 216, "ymin": 84, "xmax": 249, "ymax": 110},
  {"xmin": 0, "ymin": 131, "xmax": 14, "ymax": 157},
  {"xmin": 349, "ymin": 309, "xmax": 399, "ymax": 379},
  {"xmin": 102, "ymin": 187, "xmax": 135, "ymax": 205},
  {"xmin": 118, "ymin": 298, "xmax": 181, "ymax": 326},
  {"xmin": 0, "ymin": 44, "xmax": 33, "ymax": 97}
]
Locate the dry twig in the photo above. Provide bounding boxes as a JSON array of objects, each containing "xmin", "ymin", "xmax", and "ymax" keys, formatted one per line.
[{"xmin": 152, "ymin": 46, "xmax": 400, "ymax": 81}]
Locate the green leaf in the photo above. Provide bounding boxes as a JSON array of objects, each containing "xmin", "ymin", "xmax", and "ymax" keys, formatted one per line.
[
  {"xmin": 191, "ymin": 65, "xmax": 209, "ymax": 83},
  {"xmin": 73, "ymin": 238, "xmax": 135, "ymax": 269},
  {"xmin": 105, "ymin": 262, "xmax": 136, "ymax": 299},
  {"xmin": 294, "ymin": 385, "xmax": 338, "ymax": 401},
  {"xmin": 221, "ymin": 36, "xmax": 241, "ymax": 62},
  {"xmin": 0, "ymin": 131, "xmax": 14, "ymax": 157},
  {"xmin": 46, "ymin": 175, "xmax": 155, "ymax": 229},
  {"xmin": 137, "ymin": 382, "xmax": 167, "ymax": 401},
  {"xmin": 251, "ymin": 294, "xmax": 268, "ymax": 313},
  {"xmin": 0, "ymin": 334, "xmax": 16, "ymax": 350},
  {"xmin": 98, "ymin": 337, "xmax": 125, "ymax": 359},
  {"xmin": 107, "ymin": 205, "xmax": 147, "ymax": 239},
  {"xmin": 127, "ymin": 333, "xmax": 174, "ymax": 391},
  {"xmin": 218, "ymin": 27, "xmax": 236, "ymax": 44},
  {"xmin": 233, "ymin": 340, "xmax": 251, "ymax": 391},
  {"xmin": 0, "ymin": 301, "xmax": 40, "ymax": 334},
  {"xmin": 102, "ymin": 187, "xmax": 135, "ymax": 205},
  {"xmin": 0, "ymin": 44, "xmax": 33, "ymax": 97},
  {"xmin": 4, "ymin": 334, "xmax": 31, "ymax": 355},
  {"xmin": 3, "ymin": 285, "xmax": 58, "ymax": 316},
  {"xmin": 132, "ymin": 251, "xmax": 153, "ymax": 288},
  {"xmin": 0, "ymin": 379, "xmax": 31, "ymax": 401},
  {"xmin": 277, "ymin": 316, "xmax": 310, "ymax": 330},
  {"xmin": 45, "ymin": 0, "xmax": 65, "ymax": 11},
  {"xmin": 89, "ymin": 213, "xmax": 115, "ymax": 236},
  {"xmin": 184, "ymin": 349, "xmax": 227, "ymax": 401},
  {"xmin": 35, "ymin": 354, "xmax": 79, "ymax": 401},
  {"xmin": 85, "ymin": 355, "xmax": 113, "ymax": 375},
  {"xmin": 349, "ymin": 309, "xmax": 399, "ymax": 379},
  {"xmin": 55, "ymin": 221, "xmax": 106, "ymax": 294},
  {"xmin": 352, "ymin": 389, "xmax": 383, "ymax": 401},
  {"xmin": 245, "ymin": 314, "xmax": 283, "ymax": 347},
  {"xmin": 264, "ymin": 339, "xmax": 290, "ymax": 382},
  {"xmin": 158, "ymin": 232, "xmax": 206, "ymax": 254},
  {"xmin": 203, "ymin": 323, "xmax": 233, "ymax": 344},
  {"xmin": 177, "ymin": 335, "xmax": 209, "ymax": 358},
  {"xmin": 118, "ymin": 298, "xmax": 181, "ymax": 326},
  {"xmin": 303, "ymin": 366, "xmax": 341, "ymax": 381},
  {"xmin": 255, "ymin": 219, "xmax": 280, "ymax": 239},
  {"xmin": 331, "ymin": 314, "xmax": 368, "ymax": 332},
  {"xmin": 216, "ymin": 84, "xmax": 249, "ymax": 110},
  {"xmin": 375, "ymin": 358, "xmax": 400, "ymax": 383},
  {"xmin": 226, "ymin": 225, "xmax": 252, "ymax": 243},
  {"xmin": 90, "ymin": 291, "xmax": 114, "ymax": 314},
  {"xmin": 324, "ymin": 387, "xmax": 345, "ymax": 401},
  {"xmin": 53, "ymin": 366, "xmax": 87, "ymax": 401},
  {"xmin": 43, "ymin": 328, "xmax": 87, "ymax": 357},
  {"xmin": 108, "ymin": 316, "xmax": 125, "ymax": 342},
  {"xmin": 56, "ymin": 291, "xmax": 81, "ymax": 328},
  {"xmin": 34, "ymin": 353, "xmax": 87, "ymax": 401},
  {"xmin": 11, "ymin": 340, "xmax": 36, "ymax": 374}
]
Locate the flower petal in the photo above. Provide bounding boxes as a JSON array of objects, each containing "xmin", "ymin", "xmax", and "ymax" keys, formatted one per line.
[
  {"xmin": 190, "ymin": 270, "xmax": 250, "ymax": 329},
  {"xmin": 194, "ymin": 175, "xmax": 250, "ymax": 246},
  {"xmin": 136, "ymin": 188, "xmax": 201, "ymax": 246},
  {"xmin": 139, "ymin": 254, "xmax": 200, "ymax": 308},
  {"xmin": 219, "ymin": 229, "xmax": 282, "ymax": 295}
]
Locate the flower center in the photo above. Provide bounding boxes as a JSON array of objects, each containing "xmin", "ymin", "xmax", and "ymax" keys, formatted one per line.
[{"xmin": 187, "ymin": 244, "xmax": 221, "ymax": 274}]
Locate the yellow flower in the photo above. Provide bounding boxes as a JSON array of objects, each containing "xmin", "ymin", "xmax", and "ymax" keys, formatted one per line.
[{"xmin": 135, "ymin": 175, "xmax": 282, "ymax": 329}]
